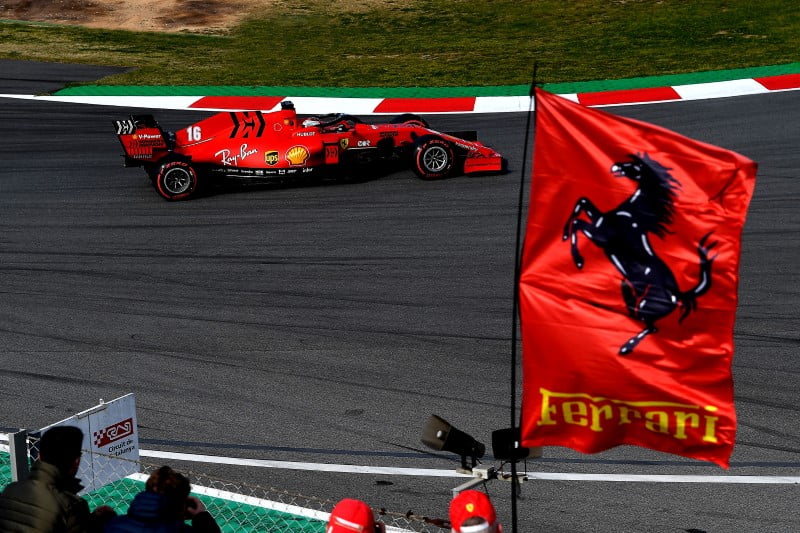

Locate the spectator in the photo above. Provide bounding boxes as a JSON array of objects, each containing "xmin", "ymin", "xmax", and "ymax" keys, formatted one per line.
[
  {"xmin": 326, "ymin": 498, "xmax": 385, "ymax": 533},
  {"xmin": 449, "ymin": 490, "xmax": 502, "ymax": 533},
  {"xmin": 0, "ymin": 424, "xmax": 114, "ymax": 533},
  {"xmin": 103, "ymin": 466, "xmax": 219, "ymax": 533}
]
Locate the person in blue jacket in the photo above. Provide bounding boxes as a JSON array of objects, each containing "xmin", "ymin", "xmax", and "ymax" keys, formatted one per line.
[{"xmin": 103, "ymin": 466, "xmax": 220, "ymax": 533}]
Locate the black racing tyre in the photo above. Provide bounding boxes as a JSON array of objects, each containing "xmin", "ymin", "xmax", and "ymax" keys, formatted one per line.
[
  {"xmin": 155, "ymin": 160, "xmax": 198, "ymax": 201},
  {"xmin": 390, "ymin": 113, "xmax": 429, "ymax": 128},
  {"xmin": 411, "ymin": 135, "xmax": 456, "ymax": 180}
]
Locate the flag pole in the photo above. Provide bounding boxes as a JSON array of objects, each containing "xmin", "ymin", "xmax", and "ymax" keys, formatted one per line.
[{"xmin": 509, "ymin": 62, "xmax": 539, "ymax": 533}]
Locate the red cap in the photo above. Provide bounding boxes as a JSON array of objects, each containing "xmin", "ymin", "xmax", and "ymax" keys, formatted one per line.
[
  {"xmin": 327, "ymin": 499, "xmax": 376, "ymax": 533},
  {"xmin": 449, "ymin": 490, "xmax": 498, "ymax": 533}
]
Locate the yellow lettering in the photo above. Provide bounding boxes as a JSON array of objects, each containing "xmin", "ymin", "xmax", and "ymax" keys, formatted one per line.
[
  {"xmin": 703, "ymin": 415, "xmax": 719, "ymax": 443},
  {"xmin": 534, "ymin": 390, "xmax": 723, "ymax": 445},
  {"xmin": 644, "ymin": 411, "xmax": 670, "ymax": 434},
  {"xmin": 589, "ymin": 403, "xmax": 613, "ymax": 432},
  {"xmin": 563, "ymin": 401, "xmax": 588, "ymax": 426},
  {"xmin": 673, "ymin": 412, "xmax": 700, "ymax": 440},
  {"xmin": 538, "ymin": 388, "xmax": 558, "ymax": 426},
  {"xmin": 619, "ymin": 405, "xmax": 642, "ymax": 425}
]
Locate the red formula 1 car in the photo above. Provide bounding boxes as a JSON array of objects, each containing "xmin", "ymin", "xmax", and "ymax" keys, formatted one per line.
[{"xmin": 113, "ymin": 101, "xmax": 506, "ymax": 200}]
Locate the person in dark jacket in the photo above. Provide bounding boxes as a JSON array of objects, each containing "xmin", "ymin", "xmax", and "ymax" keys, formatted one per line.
[
  {"xmin": 102, "ymin": 466, "xmax": 220, "ymax": 533},
  {"xmin": 0, "ymin": 425, "xmax": 114, "ymax": 533}
]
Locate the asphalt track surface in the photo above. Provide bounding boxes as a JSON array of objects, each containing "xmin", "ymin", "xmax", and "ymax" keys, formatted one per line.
[{"xmin": 1, "ymin": 61, "xmax": 798, "ymax": 532}]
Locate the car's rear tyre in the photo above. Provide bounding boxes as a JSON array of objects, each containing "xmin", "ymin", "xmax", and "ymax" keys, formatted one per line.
[
  {"xmin": 412, "ymin": 135, "xmax": 456, "ymax": 180},
  {"xmin": 391, "ymin": 113, "xmax": 429, "ymax": 128},
  {"xmin": 155, "ymin": 160, "xmax": 197, "ymax": 201}
]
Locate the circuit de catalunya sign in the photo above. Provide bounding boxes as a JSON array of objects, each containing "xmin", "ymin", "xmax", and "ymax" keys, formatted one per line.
[{"xmin": 37, "ymin": 393, "xmax": 139, "ymax": 494}]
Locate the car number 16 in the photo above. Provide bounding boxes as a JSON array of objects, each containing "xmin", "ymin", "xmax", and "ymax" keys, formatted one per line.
[{"xmin": 186, "ymin": 126, "xmax": 202, "ymax": 141}]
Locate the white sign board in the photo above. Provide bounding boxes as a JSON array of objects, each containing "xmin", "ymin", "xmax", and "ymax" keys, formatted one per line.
[{"xmin": 38, "ymin": 393, "xmax": 139, "ymax": 494}]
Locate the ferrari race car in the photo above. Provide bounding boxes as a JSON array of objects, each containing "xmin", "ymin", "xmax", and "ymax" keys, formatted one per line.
[{"xmin": 113, "ymin": 101, "xmax": 506, "ymax": 200}]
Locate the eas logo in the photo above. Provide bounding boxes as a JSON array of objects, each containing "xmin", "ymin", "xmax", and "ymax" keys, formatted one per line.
[
  {"xmin": 265, "ymin": 151, "xmax": 279, "ymax": 166},
  {"xmin": 93, "ymin": 418, "xmax": 134, "ymax": 448}
]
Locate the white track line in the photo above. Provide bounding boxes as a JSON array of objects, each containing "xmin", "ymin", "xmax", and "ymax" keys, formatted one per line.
[
  {"xmin": 139, "ymin": 449, "xmax": 471, "ymax": 477},
  {"xmin": 139, "ymin": 449, "xmax": 800, "ymax": 484},
  {"xmin": 526, "ymin": 472, "xmax": 800, "ymax": 484},
  {"xmin": 0, "ymin": 94, "xmax": 201, "ymax": 110},
  {"xmin": 3, "ymin": 438, "xmax": 799, "ymax": 484}
]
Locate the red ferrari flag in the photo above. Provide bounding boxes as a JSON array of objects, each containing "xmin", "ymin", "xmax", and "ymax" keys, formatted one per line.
[{"xmin": 519, "ymin": 88, "xmax": 756, "ymax": 467}]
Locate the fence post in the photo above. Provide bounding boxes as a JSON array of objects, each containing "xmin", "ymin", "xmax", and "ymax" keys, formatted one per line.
[{"xmin": 9, "ymin": 430, "xmax": 29, "ymax": 481}]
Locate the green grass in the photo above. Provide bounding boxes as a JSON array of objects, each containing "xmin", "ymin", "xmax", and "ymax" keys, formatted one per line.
[{"xmin": 2, "ymin": 0, "xmax": 799, "ymax": 88}]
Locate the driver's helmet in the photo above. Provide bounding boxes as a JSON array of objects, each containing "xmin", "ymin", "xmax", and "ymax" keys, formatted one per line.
[{"xmin": 302, "ymin": 117, "xmax": 321, "ymax": 128}]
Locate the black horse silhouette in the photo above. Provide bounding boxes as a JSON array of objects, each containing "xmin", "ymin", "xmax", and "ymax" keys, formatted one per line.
[{"xmin": 562, "ymin": 153, "xmax": 718, "ymax": 355}]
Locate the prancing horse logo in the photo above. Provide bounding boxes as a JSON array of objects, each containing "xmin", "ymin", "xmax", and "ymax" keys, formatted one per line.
[{"xmin": 562, "ymin": 153, "xmax": 718, "ymax": 355}]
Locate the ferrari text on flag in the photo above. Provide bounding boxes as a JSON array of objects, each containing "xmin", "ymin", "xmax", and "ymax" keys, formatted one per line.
[{"xmin": 519, "ymin": 88, "xmax": 756, "ymax": 467}]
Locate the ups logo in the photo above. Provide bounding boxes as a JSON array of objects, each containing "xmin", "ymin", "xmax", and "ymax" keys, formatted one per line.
[{"xmin": 265, "ymin": 151, "xmax": 279, "ymax": 166}]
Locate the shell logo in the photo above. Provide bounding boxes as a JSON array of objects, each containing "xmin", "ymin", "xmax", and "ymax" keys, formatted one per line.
[{"xmin": 286, "ymin": 145, "xmax": 310, "ymax": 165}]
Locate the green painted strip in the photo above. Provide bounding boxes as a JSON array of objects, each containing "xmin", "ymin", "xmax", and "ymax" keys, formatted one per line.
[
  {"xmin": 52, "ymin": 62, "xmax": 800, "ymax": 98},
  {"xmin": 1, "ymin": 451, "xmax": 11, "ymax": 487}
]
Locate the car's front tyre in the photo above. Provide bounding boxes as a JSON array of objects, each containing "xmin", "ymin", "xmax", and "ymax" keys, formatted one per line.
[
  {"xmin": 155, "ymin": 160, "xmax": 198, "ymax": 201},
  {"xmin": 411, "ymin": 135, "xmax": 456, "ymax": 180}
]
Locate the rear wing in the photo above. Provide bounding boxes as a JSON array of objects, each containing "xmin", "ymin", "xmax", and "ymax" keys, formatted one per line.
[{"xmin": 113, "ymin": 115, "xmax": 171, "ymax": 166}]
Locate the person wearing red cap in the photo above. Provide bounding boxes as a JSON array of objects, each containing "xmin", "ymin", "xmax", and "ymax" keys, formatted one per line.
[
  {"xmin": 326, "ymin": 498, "xmax": 385, "ymax": 533},
  {"xmin": 449, "ymin": 490, "xmax": 503, "ymax": 533}
]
